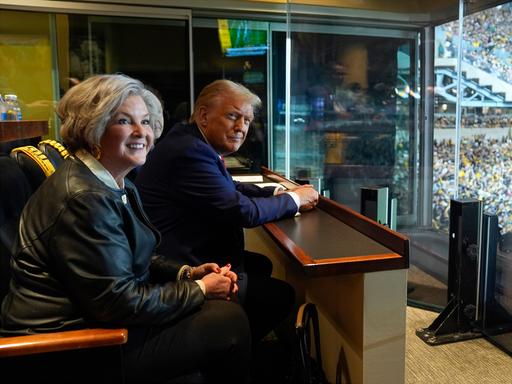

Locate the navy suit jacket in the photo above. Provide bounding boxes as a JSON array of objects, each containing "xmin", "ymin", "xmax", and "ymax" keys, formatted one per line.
[{"xmin": 135, "ymin": 122, "xmax": 298, "ymax": 268}]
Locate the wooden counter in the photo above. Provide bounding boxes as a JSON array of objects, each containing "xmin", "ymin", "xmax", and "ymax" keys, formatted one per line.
[
  {"xmin": 0, "ymin": 121, "xmax": 48, "ymax": 143},
  {"xmin": 244, "ymin": 167, "xmax": 409, "ymax": 384},
  {"xmin": 261, "ymin": 167, "xmax": 409, "ymax": 277}
]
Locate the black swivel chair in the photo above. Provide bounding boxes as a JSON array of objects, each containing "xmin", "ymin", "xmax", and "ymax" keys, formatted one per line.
[
  {"xmin": 38, "ymin": 139, "xmax": 69, "ymax": 169},
  {"xmin": 0, "ymin": 147, "xmax": 127, "ymax": 383},
  {"xmin": 10, "ymin": 145, "xmax": 55, "ymax": 192}
]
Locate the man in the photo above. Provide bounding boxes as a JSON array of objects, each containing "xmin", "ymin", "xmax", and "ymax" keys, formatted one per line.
[{"xmin": 135, "ymin": 79, "xmax": 319, "ymax": 342}]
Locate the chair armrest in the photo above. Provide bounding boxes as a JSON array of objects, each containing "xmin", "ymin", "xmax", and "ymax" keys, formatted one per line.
[{"xmin": 0, "ymin": 328, "xmax": 128, "ymax": 358}]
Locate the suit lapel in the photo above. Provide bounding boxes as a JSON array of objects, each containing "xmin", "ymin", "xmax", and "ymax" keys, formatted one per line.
[{"xmin": 189, "ymin": 123, "xmax": 233, "ymax": 183}]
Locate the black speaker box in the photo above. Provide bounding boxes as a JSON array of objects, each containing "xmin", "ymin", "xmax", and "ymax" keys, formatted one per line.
[{"xmin": 447, "ymin": 198, "xmax": 482, "ymax": 321}]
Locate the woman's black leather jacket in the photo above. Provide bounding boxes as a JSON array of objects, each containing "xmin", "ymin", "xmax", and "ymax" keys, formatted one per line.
[{"xmin": 1, "ymin": 156, "xmax": 204, "ymax": 335}]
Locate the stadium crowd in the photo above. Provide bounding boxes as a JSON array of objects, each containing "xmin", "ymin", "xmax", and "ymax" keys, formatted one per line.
[
  {"xmin": 432, "ymin": 135, "xmax": 512, "ymax": 234},
  {"xmin": 435, "ymin": 113, "xmax": 512, "ymax": 129},
  {"xmin": 437, "ymin": 3, "xmax": 512, "ymax": 84}
]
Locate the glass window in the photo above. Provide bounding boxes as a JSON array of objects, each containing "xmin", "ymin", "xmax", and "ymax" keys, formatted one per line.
[
  {"xmin": 270, "ymin": 28, "xmax": 286, "ymax": 173},
  {"xmin": 457, "ymin": 3, "xmax": 512, "ymax": 233},
  {"xmin": 274, "ymin": 17, "xmax": 420, "ymax": 215},
  {"xmin": 193, "ymin": 18, "xmax": 270, "ymax": 172},
  {"xmin": 410, "ymin": 1, "xmax": 512, "ymax": 309},
  {"xmin": 0, "ymin": 10, "xmax": 55, "ymax": 130},
  {"xmin": 57, "ymin": 14, "xmax": 190, "ymax": 141},
  {"xmin": 459, "ymin": 3, "xmax": 512, "ymax": 344}
]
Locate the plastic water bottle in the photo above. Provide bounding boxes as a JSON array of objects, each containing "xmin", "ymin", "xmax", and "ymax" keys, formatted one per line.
[
  {"xmin": 0, "ymin": 95, "xmax": 7, "ymax": 121},
  {"xmin": 4, "ymin": 94, "xmax": 22, "ymax": 121}
]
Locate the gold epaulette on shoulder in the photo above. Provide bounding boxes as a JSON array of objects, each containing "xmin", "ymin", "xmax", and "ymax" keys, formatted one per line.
[
  {"xmin": 39, "ymin": 139, "xmax": 70, "ymax": 159},
  {"xmin": 11, "ymin": 146, "xmax": 56, "ymax": 178}
]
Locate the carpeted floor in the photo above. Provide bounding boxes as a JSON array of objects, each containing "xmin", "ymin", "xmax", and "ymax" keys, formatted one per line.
[
  {"xmin": 406, "ymin": 306, "xmax": 512, "ymax": 384},
  {"xmin": 407, "ymin": 264, "xmax": 447, "ymax": 310}
]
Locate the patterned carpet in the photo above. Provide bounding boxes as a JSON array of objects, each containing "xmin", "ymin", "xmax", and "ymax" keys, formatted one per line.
[{"xmin": 406, "ymin": 306, "xmax": 512, "ymax": 384}]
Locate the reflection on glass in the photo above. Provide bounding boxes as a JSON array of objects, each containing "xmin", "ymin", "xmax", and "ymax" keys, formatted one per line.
[
  {"xmin": 218, "ymin": 19, "xmax": 268, "ymax": 58},
  {"xmin": 194, "ymin": 18, "xmax": 269, "ymax": 172},
  {"xmin": 59, "ymin": 14, "xmax": 189, "ymax": 141},
  {"xmin": 281, "ymin": 31, "xmax": 418, "ymax": 216}
]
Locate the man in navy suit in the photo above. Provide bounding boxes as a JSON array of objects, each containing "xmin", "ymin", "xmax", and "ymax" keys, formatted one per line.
[{"xmin": 135, "ymin": 80, "xmax": 319, "ymax": 343}]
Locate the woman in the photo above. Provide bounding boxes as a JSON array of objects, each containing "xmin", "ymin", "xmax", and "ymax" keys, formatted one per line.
[
  {"xmin": 0, "ymin": 74, "xmax": 250, "ymax": 383},
  {"xmin": 125, "ymin": 86, "xmax": 163, "ymax": 182}
]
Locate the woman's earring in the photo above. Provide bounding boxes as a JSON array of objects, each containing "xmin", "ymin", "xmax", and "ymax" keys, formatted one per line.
[{"xmin": 92, "ymin": 144, "xmax": 102, "ymax": 160}]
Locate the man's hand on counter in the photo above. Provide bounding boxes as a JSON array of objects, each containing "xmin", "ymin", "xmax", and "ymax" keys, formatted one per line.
[{"xmin": 290, "ymin": 184, "xmax": 319, "ymax": 212}]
